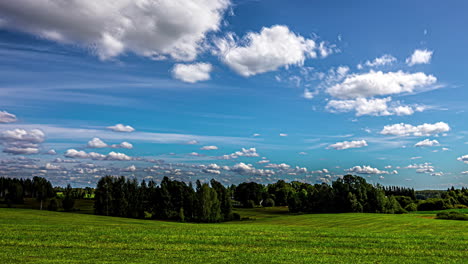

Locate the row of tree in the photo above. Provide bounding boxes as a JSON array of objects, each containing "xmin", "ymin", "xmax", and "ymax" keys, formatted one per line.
[
  {"xmin": 0, "ymin": 176, "xmax": 54, "ymax": 209},
  {"xmin": 94, "ymin": 176, "xmax": 233, "ymax": 223}
]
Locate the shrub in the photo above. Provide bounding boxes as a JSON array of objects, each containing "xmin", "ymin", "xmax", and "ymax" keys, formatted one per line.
[
  {"xmin": 436, "ymin": 211, "xmax": 468, "ymax": 221},
  {"xmin": 404, "ymin": 203, "xmax": 418, "ymax": 212},
  {"xmin": 417, "ymin": 198, "xmax": 449, "ymax": 211},
  {"xmin": 263, "ymin": 198, "xmax": 275, "ymax": 207}
]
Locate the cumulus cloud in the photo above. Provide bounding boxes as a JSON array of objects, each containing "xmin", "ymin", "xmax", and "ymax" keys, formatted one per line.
[
  {"xmin": 87, "ymin": 138, "xmax": 108, "ymax": 148},
  {"xmin": 228, "ymin": 162, "xmax": 275, "ymax": 176},
  {"xmin": 380, "ymin": 122, "xmax": 450, "ymax": 137},
  {"xmin": 264, "ymin": 163, "xmax": 291, "ymax": 170},
  {"xmin": 65, "ymin": 149, "xmax": 132, "ymax": 161},
  {"xmin": 122, "ymin": 165, "xmax": 136, "ymax": 172},
  {"xmin": 358, "ymin": 54, "xmax": 396, "ymax": 69},
  {"xmin": 172, "ymin": 62, "xmax": 212, "ymax": 83},
  {"xmin": 279, "ymin": 133, "xmax": 288, "ymax": 137},
  {"xmin": 326, "ymin": 97, "xmax": 424, "ymax": 116},
  {"xmin": 46, "ymin": 149, "xmax": 57, "ymax": 155},
  {"xmin": 326, "ymin": 71, "xmax": 437, "ymax": 99},
  {"xmin": 221, "ymin": 147, "xmax": 259, "ymax": 159},
  {"xmin": 44, "ymin": 163, "xmax": 60, "ymax": 170},
  {"xmin": 406, "ymin": 49, "xmax": 433, "ymax": 66},
  {"xmin": 215, "ymin": 25, "xmax": 331, "ymax": 76},
  {"xmin": 200, "ymin": 145, "xmax": 218, "ymax": 150},
  {"xmin": 405, "ymin": 163, "xmax": 435, "ymax": 173},
  {"xmin": 328, "ymin": 140, "xmax": 368, "ymax": 150},
  {"xmin": 186, "ymin": 140, "xmax": 199, "ymax": 145},
  {"xmin": 414, "ymin": 139, "xmax": 440, "ymax": 147},
  {"xmin": 107, "ymin": 124, "xmax": 135, "ymax": 133},
  {"xmin": 0, "ymin": 128, "xmax": 45, "ymax": 155},
  {"xmin": 345, "ymin": 165, "xmax": 389, "ymax": 174},
  {"xmin": 457, "ymin": 155, "xmax": 468, "ymax": 164},
  {"xmin": 87, "ymin": 137, "xmax": 133, "ymax": 149},
  {"xmin": 0, "ymin": 0, "xmax": 230, "ymax": 61},
  {"xmin": 0, "ymin": 111, "xmax": 17, "ymax": 123}
]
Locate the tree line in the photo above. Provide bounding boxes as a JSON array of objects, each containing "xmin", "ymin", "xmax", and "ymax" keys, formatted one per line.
[
  {"xmin": 94, "ymin": 176, "xmax": 233, "ymax": 222},
  {"xmin": 2, "ymin": 175, "xmax": 467, "ymax": 221}
]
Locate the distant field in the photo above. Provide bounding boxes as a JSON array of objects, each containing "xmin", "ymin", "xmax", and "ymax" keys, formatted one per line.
[{"xmin": 0, "ymin": 207, "xmax": 467, "ymax": 263}]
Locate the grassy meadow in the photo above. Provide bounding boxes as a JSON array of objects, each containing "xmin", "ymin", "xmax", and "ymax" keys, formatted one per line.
[{"xmin": 0, "ymin": 207, "xmax": 467, "ymax": 263}]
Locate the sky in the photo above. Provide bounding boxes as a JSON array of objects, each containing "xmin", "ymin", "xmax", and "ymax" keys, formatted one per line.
[{"xmin": 0, "ymin": 0, "xmax": 467, "ymax": 189}]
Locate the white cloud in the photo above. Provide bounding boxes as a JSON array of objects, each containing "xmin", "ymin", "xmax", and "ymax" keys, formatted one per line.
[
  {"xmin": 380, "ymin": 122, "xmax": 450, "ymax": 137},
  {"xmin": 264, "ymin": 163, "xmax": 291, "ymax": 170},
  {"xmin": 65, "ymin": 149, "xmax": 89, "ymax": 159},
  {"xmin": 172, "ymin": 62, "xmax": 212, "ymax": 83},
  {"xmin": 64, "ymin": 149, "xmax": 132, "ymax": 161},
  {"xmin": 302, "ymin": 88, "xmax": 315, "ymax": 99},
  {"xmin": 186, "ymin": 140, "xmax": 199, "ymax": 145},
  {"xmin": 0, "ymin": 111, "xmax": 17, "ymax": 123},
  {"xmin": 359, "ymin": 54, "xmax": 396, "ymax": 68},
  {"xmin": 326, "ymin": 97, "xmax": 423, "ymax": 116},
  {"xmin": 87, "ymin": 138, "xmax": 108, "ymax": 148},
  {"xmin": 329, "ymin": 140, "xmax": 368, "ymax": 150},
  {"xmin": 252, "ymin": 133, "xmax": 261, "ymax": 137},
  {"xmin": 122, "ymin": 165, "xmax": 136, "ymax": 172},
  {"xmin": 215, "ymin": 25, "xmax": 330, "ymax": 76},
  {"xmin": 345, "ymin": 165, "xmax": 389, "ymax": 174},
  {"xmin": 46, "ymin": 149, "xmax": 57, "ymax": 155},
  {"xmin": 457, "ymin": 155, "xmax": 468, "ymax": 164},
  {"xmin": 414, "ymin": 139, "xmax": 440, "ymax": 147},
  {"xmin": 87, "ymin": 137, "xmax": 133, "ymax": 149},
  {"xmin": 462, "ymin": 171, "xmax": 468, "ymax": 175},
  {"xmin": 0, "ymin": 128, "xmax": 45, "ymax": 155},
  {"xmin": 111, "ymin": 141, "xmax": 133, "ymax": 149},
  {"xmin": 44, "ymin": 163, "xmax": 60, "ymax": 170},
  {"xmin": 228, "ymin": 162, "xmax": 275, "ymax": 176},
  {"xmin": 279, "ymin": 133, "xmax": 288, "ymax": 137},
  {"xmin": 405, "ymin": 163, "xmax": 435, "ymax": 173},
  {"xmin": 0, "ymin": 0, "xmax": 230, "ymax": 61},
  {"xmin": 406, "ymin": 49, "xmax": 433, "ymax": 66},
  {"xmin": 221, "ymin": 147, "xmax": 259, "ymax": 159},
  {"xmin": 107, "ymin": 124, "xmax": 135, "ymax": 133},
  {"xmin": 326, "ymin": 71, "xmax": 437, "ymax": 99},
  {"xmin": 200, "ymin": 145, "xmax": 218, "ymax": 150}
]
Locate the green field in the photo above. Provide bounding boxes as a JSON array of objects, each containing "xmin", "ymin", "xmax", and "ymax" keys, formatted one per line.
[{"xmin": 0, "ymin": 207, "xmax": 467, "ymax": 263}]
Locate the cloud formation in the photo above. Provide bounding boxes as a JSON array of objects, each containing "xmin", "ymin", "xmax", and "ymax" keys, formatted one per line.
[
  {"xmin": 380, "ymin": 122, "xmax": 450, "ymax": 136},
  {"xmin": 0, "ymin": 0, "xmax": 230, "ymax": 61},
  {"xmin": 65, "ymin": 149, "xmax": 132, "ymax": 161},
  {"xmin": 329, "ymin": 140, "xmax": 368, "ymax": 150},
  {"xmin": 414, "ymin": 139, "xmax": 440, "ymax": 147},
  {"xmin": 326, "ymin": 97, "xmax": 424, "ymax": 116},
  {"xmin": 345, "ymin": 165, "xmax": 389, "ymax": 174},
  {"xmin": 107, "ymin": 124, "xmax": 135, "ymax": 133},
  {"xmin": 326, "ymin": 71, "xmax": 436, "ymax": 99},
  {"xmin": 215, "ymin": 25, "xmax": 331, "ymax": 76},
  {"xmin": 0, "ymin": 111, "xmax": 17, "ymax": 123},
  {"xmin": 87, "ymin": 137, "xmax": 133, "ymax": 149},
  {"xmin": 457, "ymin": 155, "xmax": 468, "ymax": 164},
  {"xmin": 358, "ymin": 54, "xmax": 396, "ymax": 69},
  {"xmin": 406, "ymin": 49, "xmax": 433, "ymax": 66},
  {"xmin": 0, "ymin": 128, "xmax": 45, "ymax": 155},
  {"xmin": 172, "ymin": 62, "xmax": 213, "ymax": 83}
]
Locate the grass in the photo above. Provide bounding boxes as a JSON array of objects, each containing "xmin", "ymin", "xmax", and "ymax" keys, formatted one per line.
[{"xmin": 0, "ymin": 208, "xmax": 467, "ymax": 263}]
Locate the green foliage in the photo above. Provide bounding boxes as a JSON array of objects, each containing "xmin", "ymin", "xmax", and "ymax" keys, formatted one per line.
[
  {"xmin": 418, "ymin": 198, "xmax": 450, "ymax": 211},
  {"xmin": 62, "ymin": 184, "xmax": 75, "ymax": 212},
  {"xmin": 404, "ymin": 203, "xmax": 418, "ymax": 212},
  {"xmin": 436, "ymin": 211, "xmax": 468, "ymax": 220},
  {"xmin": 263, "ymin": 198, "xmax": 275, "ymax": 207}
]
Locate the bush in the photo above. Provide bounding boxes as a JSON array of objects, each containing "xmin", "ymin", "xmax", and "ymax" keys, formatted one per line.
[
  {"xmin": 417, "ymin": 198, "xmax": 448, "ymax": 211},
  {"xmin": 263, "ymin": 198, "xmax": 275, "ymax": 207},
  {"xmin": 436, "ymin": 211, "xmax": 468, "ymax": 221},
  {"xmin": 47, "ymin": 198, "xmax": 58, "ymax": 211},
  {"xmin": 404, "ymin": 203, "xmax": 418, "ymax": 212}
]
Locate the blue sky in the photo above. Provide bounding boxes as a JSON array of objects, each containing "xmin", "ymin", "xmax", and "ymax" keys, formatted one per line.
[{"xmin": 0, "ymin": 0, "xmax": 467, "ymax": 188}]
